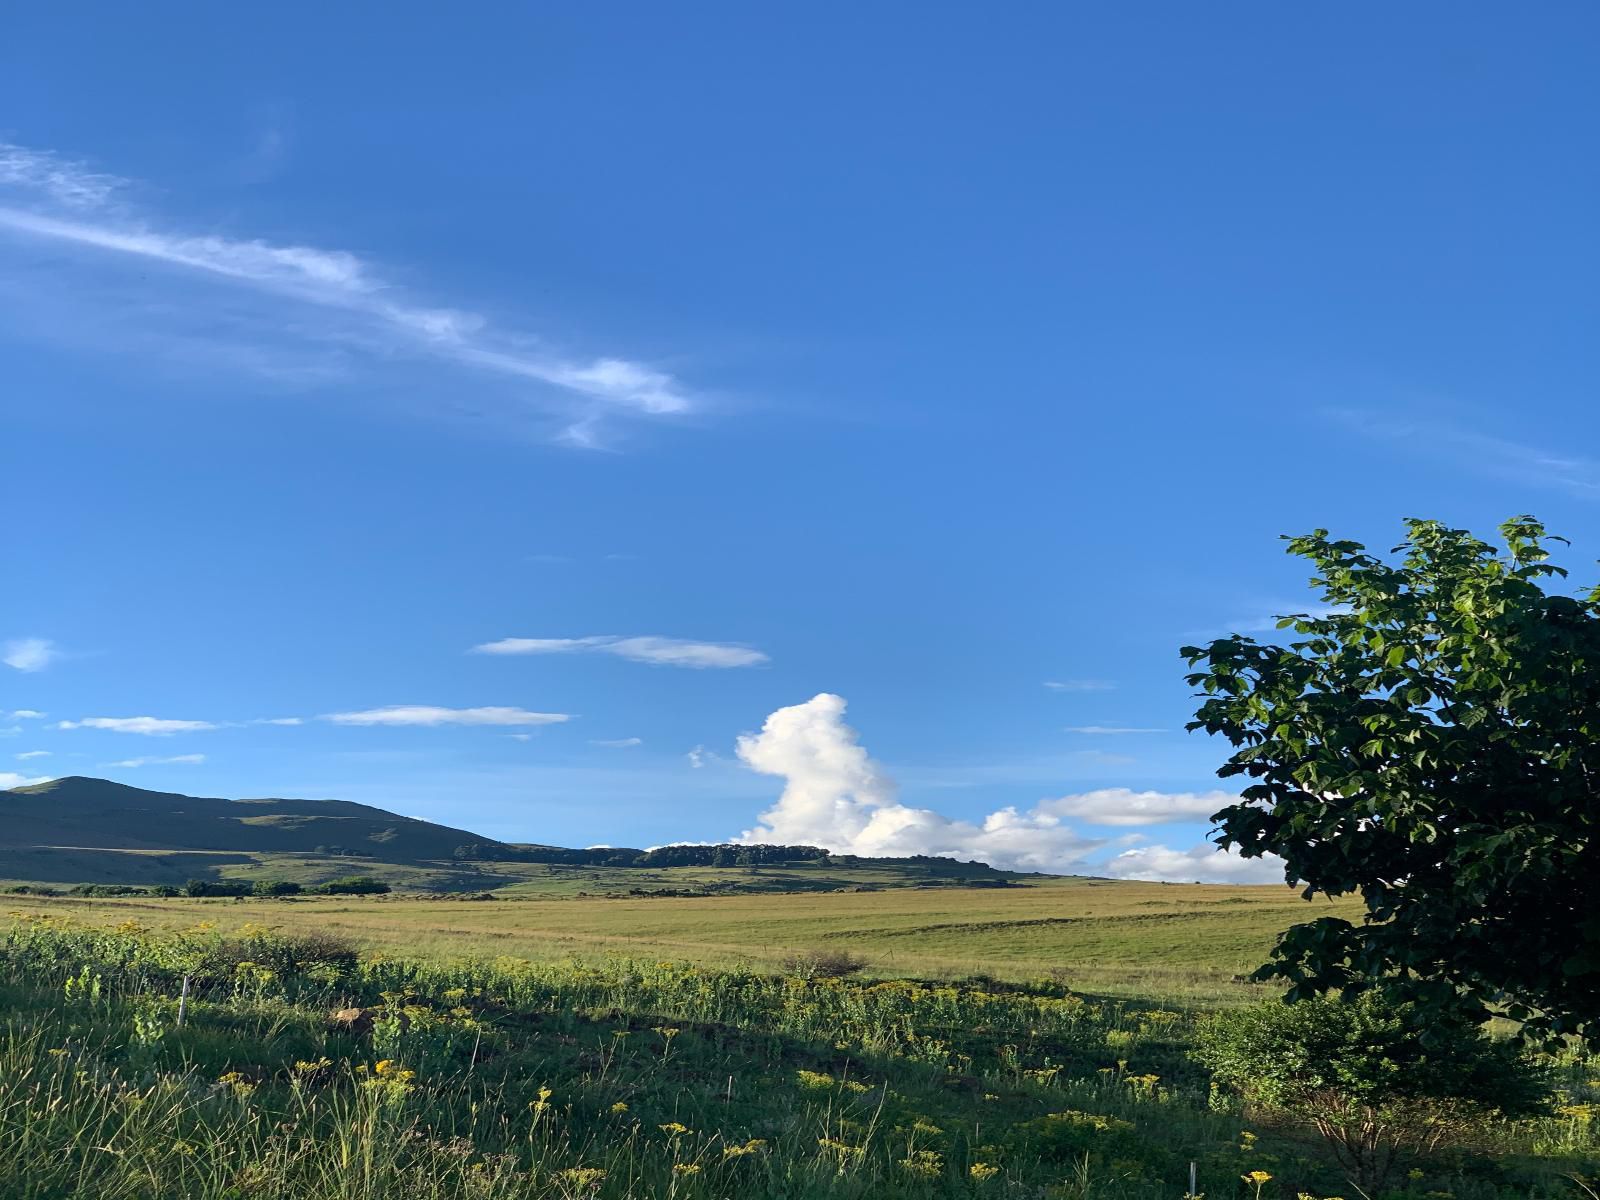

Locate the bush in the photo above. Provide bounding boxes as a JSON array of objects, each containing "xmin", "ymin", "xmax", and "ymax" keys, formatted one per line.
[
  {"xmin": 182, "ymin": 879, "xmax": 252, "ymax": 898},
  {"xmin": 781, "ymin": 948, "xmax": 868, "ymax": 979},
  {"xmin": 68, "ymin": 884, "xmax": 148, "ymax": 897},
  {"xmin": 1195, "ymin": 991, "xmax": 1548, "ymax": 1192},
  {"xmin": 250, "ymin": 880, "xmax": 303, "ymax": 897},
  {"xmin": 312, "ymin": 876, "xmax": 391, "ymax": 896}
]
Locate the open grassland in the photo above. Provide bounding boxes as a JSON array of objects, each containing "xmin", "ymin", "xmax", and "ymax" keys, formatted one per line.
[
  {"xmin": 3, "ymin": 877, "xmax": 1366, "ymax": 1002},
  {"xmin": 1, "ymin": 910, "xmax": 1596, "ymax": 1200}
]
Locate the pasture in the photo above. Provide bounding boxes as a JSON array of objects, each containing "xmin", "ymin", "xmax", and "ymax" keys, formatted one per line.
[
  {"xmin": 3, "ymin": 876, "xmax": 1361, "ymax": 1001},
  {"xmin": 3, "ymin": 882, "xmax": 1597, "ymax": 1199}
]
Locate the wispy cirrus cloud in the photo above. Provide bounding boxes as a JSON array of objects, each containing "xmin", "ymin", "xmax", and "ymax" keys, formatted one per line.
[
  {"xmin": 1064, "ymin": 726, "xmax": 1166, "ymax": 735},
  {"xmin": 323, "ymin": 705, "xmax": 571, "ymax": 728},
  {"xmin": 57, "ymin": 716, "xmax": 218, "ymax": 735},
  {"xmin": 1043, "ymin": 679, "xmax": 1114, "ymax": 692},
  {"xmin": 106, "ymin": 753, "xmax": 206, "ymax": 768},
  {"xmin": 474, "ymin": 635, "xmax": 768, "ymax": 669},
  {"xmin": 591, "ymin": 736, "xmax": 643, "ymax": 748},
  {"xmin": 15, "ymin": 750, "xmax": 50, "ymax": 760},
  {"xmin": 1329, "ymin": 407, "xmax": 1600, "ymax": 498},
  {"xmin": 3, "ymin": 638, "xmax": 59, "ymax": 672},
  {"xmin": 0, "ymin": 142, "xmax": 695, "ymax": 444}
]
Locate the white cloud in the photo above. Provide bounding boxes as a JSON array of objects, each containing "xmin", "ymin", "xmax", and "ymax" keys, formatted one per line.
[
  {"xmin": 686, "ymin": 745, "xmax": 709, "ymax": 768},
  {"xmin": 0, "ymin": 141, "xmax": 694, "ymax": 440},
  {"xmin": 106, "ymin": 753, "xmax": 206, "ymax": 768},
  {"xmin": 1103, "ymin": 843, "xmax": 1286, "ymax": 885},
  {"xmin": 251, "ymin": 716, "xmax": 303, "ymax": 726},
  {"xmin": 15, "ymin": 750, "xmax": 49, "ymax": 760},
  {"xmin": 0, "ymin": 143, "xmax": 122, "ymax": 207},
  {"xmin": 1043, "ymin": 679, "xmax": 1115, "ymax": 692},
  {"xmin": 7, "ymin": 710, "xmax": 45, "ymax": 719},
  {"xmin": 58, "ymin": 716, "xmax": 218, "ymax": 735},
  {"xmin": 474, "ymin": 635, "xmax": 768, "ymax": 669},
  {"xmin": 1038, "ymin": 788, "xmax": 1237, "ymax": 827},
  {"xmin": 733, "ymin": 694, "xmax": 1108, "ymax": 872},
  {"xmin": 323, "ymin": 705, "xmax": 571, "ymax": 727},
  {"xmin": 592, "ymin": 737, "xmax": 643, "ymax": 747},
  {"xmin": 1064, "ymin": 726, "xmax": 1166, "ymax": 735},
  {"xmin": 3, "ymin": 638, "xmax": 58, "ymax": 672},
  {"xmin": 0, "ymin": 771, "xmax": 53, "ymax": 789}
]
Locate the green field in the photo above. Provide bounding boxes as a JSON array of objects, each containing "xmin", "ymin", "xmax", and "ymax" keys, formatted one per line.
[
  {"xmin": 1, "ymin": 895, "xmax": 1596, "ymax": 1200},
  {"xmin": 3, "ymin": 876, "xmax": 1361, "ymax": 1002}
]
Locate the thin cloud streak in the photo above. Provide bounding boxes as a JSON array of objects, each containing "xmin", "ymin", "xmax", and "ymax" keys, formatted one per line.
[
  {"xmin": 57, "ymin": 716, "xmax": 217, "ymax": 735},
  {"xmin": 0, "ymin": 141, "xmax": 694, "ymax": 430},
  {"xmin": 106, "ymin": 753, "xmax": 206, "ymax": 768},
  {"xmin": 323, "ymin": 705, "xmax": 572, "ymax": 728},
  {"xmin": 474, "ymin": 635, "xmax": 768, "ymax": 669},
  {"xmin": 1064, "ymin": 726, "xmax": 1166, "ymax": 735},
  {"xmin": 1330, "ymin": 407, "xmax": 1600, "ymax": 498}
]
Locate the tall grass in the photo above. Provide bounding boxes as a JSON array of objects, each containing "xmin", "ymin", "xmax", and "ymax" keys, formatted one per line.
[{"xmin": 1, "ymin": 912, "xmax": 1595, "ymax": 1199}]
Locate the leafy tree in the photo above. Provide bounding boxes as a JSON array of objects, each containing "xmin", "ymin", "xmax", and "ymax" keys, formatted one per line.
[
  {"xmin": 250, "ymin": 879, "xmax": 303, "ymax": 897},
  {"xmin": 1195, "ymin": 992, "xmax": 1546, "ymax": 1192},
  {"xmin": 1184, "ymin": 517, "xmax": 1600, "ymax": 1044},
  {"xmin": 312, "ymin": 876, "xmax": 390, "ymax": 895}
]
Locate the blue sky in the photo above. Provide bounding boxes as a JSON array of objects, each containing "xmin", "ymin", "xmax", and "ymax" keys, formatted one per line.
[{"xmin": 3, "ymin": 5, "xmax": 1598, "ymax": 880}]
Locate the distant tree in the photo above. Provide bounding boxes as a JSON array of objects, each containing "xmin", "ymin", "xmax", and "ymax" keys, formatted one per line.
[
  {"xmin": 1196, "ymin": 992, "xmax": 1546, "ymax": 1192},
  {"xmin": 312, "ymin": 876, "xmax": 390, "ymax": 895},
  {"xmin": 1184, "ymin": 517, "xmax": 1600, "ymax": 1045},
  {"xmin": 250, "ymin": 880, "xmax": 303, "ymax": 898},
  {"xmin": 182, "ymin": 878, "xmax": 251, "ymax": 898}
]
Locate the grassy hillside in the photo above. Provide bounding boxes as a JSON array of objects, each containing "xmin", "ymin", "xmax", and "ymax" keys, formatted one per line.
[
  {"xmin": 2, "ymin": 776, "xmax": 499, "ymax": 862},
  {"xmin": 0, "ymin": 777, "xmax": 1022, "ymax": 894}
]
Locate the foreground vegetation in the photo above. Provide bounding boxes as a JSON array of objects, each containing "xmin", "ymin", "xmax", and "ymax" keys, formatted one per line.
[{"xmin": 2, "ymin": 911, "xmax": 1597, "ymax": 1199}]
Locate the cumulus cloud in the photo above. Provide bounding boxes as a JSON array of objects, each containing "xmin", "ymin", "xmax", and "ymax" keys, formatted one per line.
[
  {"xmin": 733, "ymin": 694, "xmax": 1108, "ymax": 873},
  {"xmin": 0, "ymin": 771, "xmax": 53, "ymax": 789},
  {"xmin": 323, "ymin": 705, "xmax": 571, "ymax": 727},
  {"xmin": 58, "ymin": 716, "xmax": 218, "ymax": 735},
  {"xmin": 1103, "ymin": 843, "xmax": 1287, "ymax": 885},
  {"xmin": 0, "ymin": 141, "xmax": 694, "ymax": 442},
  {"xmin": 1039, "ymin": 788, "xmax": 1236, "ymax": 827},
  {"xmin": 7, "ymin": 710, "xmax": 45, "ymax": 719},
  {"xmin": 1043, "ymin": 679, "xmax": 1114, "ymax": 692},
  {"xmin": 106, "ymin": 753, "xmax": 206, "ymax": 768},
  {"xmin": 474, "ymin": 635, "xmax": 768, "ymax": 669},
  {"xmin": 3, "ymin": 638, "xmax": 58, "ymax": 672}
]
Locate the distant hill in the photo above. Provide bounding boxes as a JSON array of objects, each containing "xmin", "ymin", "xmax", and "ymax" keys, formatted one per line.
[
  {"xmin": 0, "ymin": 777, "xmax": 1022, "ymax": 892},
  {"xmin": 1, "ymin": 776, "xmax": 500, "ymax": 861}
]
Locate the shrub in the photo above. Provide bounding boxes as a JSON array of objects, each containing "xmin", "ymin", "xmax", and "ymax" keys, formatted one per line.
[
  {"xmin": 182, "ymin": 879, "xmax": 252, "ymax": 898},
  {"xmin": 250, "ymin": 880, "xmax": 303, "ymax": 897},
  {"xmin": 1195, "ymin": 991, "xmax": 1547, "ymax": 1192},
  {"xmin": 312, "ymin": 876, "xmax": 391, "ymax": 896},
  {"xmin": 781, "ymin": 948, "xmax": 868, "ymax": 979}
]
